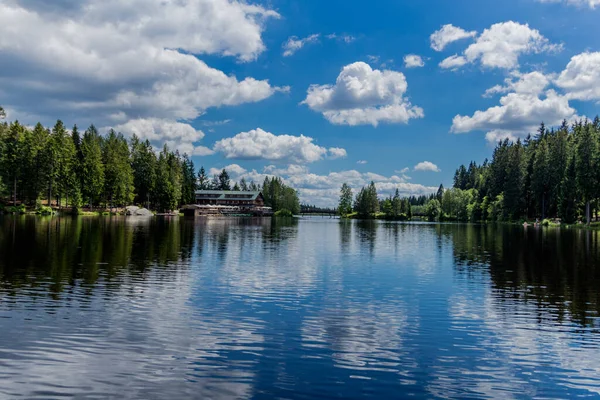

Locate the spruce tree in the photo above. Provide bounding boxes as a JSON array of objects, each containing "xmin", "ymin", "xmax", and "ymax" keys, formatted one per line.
[
  {"xmin": 130, "ymin": 136, "xmax": 156, "ymax": 208},
  {"xmin": 218, "ymin": 169, "xmax": 231, "ymax": 191},
  {"xmin": 81, "ymin": 125, "xmax": 105, "ymax": 209},
  {"xmin": 338, "ymin": 183, "xmax": 353, "ymax": 216},
  {"xmin": 197, "ymin": 166, "xmax": 209, "ymax": 190}
]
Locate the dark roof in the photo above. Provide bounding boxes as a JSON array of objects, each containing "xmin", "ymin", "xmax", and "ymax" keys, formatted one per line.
[{"xmin": 195, "ymin": 190, "xmax": 262, "ymax": 201}]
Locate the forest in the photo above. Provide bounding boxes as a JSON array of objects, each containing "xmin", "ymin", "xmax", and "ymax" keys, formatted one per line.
[
  {"xmin": 338, "ymin": 117, "xmax": 600, "ymax": 226},
  {"xmin": 0, "ymin": 114, "xmax": 299, "ymax": 214},
  {"xmin": 337, "ymin": 182, "xmax": 415, "ymax": 220},
  {"xmin": 427, "ymin": 118, "xmax": 600, "ymax": 225}
]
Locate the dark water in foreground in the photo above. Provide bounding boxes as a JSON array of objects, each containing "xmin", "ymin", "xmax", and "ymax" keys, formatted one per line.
[{"xmin": 1, "ymin": 217, "xmax": 599, "ymax": 399}]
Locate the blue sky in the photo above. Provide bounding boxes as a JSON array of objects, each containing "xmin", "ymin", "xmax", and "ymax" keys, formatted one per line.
[{"xmin": 1, "ymin": 0, "xmax": 599, "ymax": 205}]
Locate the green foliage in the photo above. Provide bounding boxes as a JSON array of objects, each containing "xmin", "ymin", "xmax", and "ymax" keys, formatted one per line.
[
  {"xmin": 218, "ymin": 169, "xmax": 231, "ymax": 191},
  {"xmin": 425, "ymin": 199, "xmax": 442, "ymax": 221},
  {"xmin": 81, "ymin": 125, "xmax": 105, "ymax": 207},
  {"xmin": 0, "ymin": 115, "xmax": 302, "ymax": 215},
  {"xmin": 449, "ymin": 119, "xmax": 600, "ymax": 225},
  {"xmin": 262, "ymin": 176, "xmax": 300, "ymax": 214},
  {"xmin": 274, "ymin": 209, "xmax": 293, "ymax": 217},
  {"xmin": 181, "ymin": 154, "xmax": 196, "ymax": 204},
  {"xmin": 338, "ymin": 183, "xmax": 353, "ymax": 216},
  {"xmin": 4, "ymin": 204, "xmax": 26, "ymax": 214},
  {"xmin": 441, "ymin": 188, "xmax": 477, "ymax": 221},
  {"xmin": 103, "ymin": 129, "xmax": 134, "ymax": 207},
  {"xmin": 197, "ymin": 166, "xmax": 209, "ymax": 190},
  {"xmin": 354, "ymin": 181, "xmax": 379, "ymax": 218},
  {"xmin": 130, "ymin": 135, "xmax": 156, "ymax": 207},
  {"xmin": 35, "ymin": 200, "xmax": 54, "ymax": 215}
]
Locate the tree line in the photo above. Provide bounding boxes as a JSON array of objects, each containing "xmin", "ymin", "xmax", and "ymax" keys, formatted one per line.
[
  {"xmin": 338, "ymin": 182, "xmax": 414, "ymax": 220},
  {"xmin": 425, "ymin": 117, "xmax": 600, "ymax": 225},
  {"xmin": 0, "ymin": 117, "xmax": 299, "ymax": 214}
]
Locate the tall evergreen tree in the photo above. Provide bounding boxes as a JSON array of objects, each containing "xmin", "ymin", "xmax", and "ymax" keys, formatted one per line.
[
  {"xmin": 575, "ymin": 123, "xmax": 598, "ymax": 224},
  {"xmin": 0, "ymin": 121, "xmax": 26, "ymax": 206},
  {"xmin": 532, "ymin": 138, "xmax": 551, "ymax": 219},
  {"xmin": 50, "ymin": 120, "xmax": 80, "ymax": 208},
  {"xmin": 81, "ymin": 125, "xmax": 105, "ymax": 208},
  {"xmin": 103, "ymin": 129, "xmax": 134, "ymax": 208},
  {"xmin": 197, "ymin": 166, "xmax": 209, "ymax": 190},
  {"xmin": 559, "ymin": 154, "xmax": 578, "ymax": 224},
  {"xmin": 218, "ymin": 169, "xmax": 231, "ymax": 191},
  {"xmin": 181, "ymin": 154, "xmax": 196, "ymax": 204},
  {"xmin": 239, "ymin": 178, "xmax": 248, "ymax": 191},
  {"xmin": 338, "ymin": 183, "xmax": 353, "ymax": 216},
  {"xmin": 130, "ymin": 136, "xmax": 156, "ymax": 208}
]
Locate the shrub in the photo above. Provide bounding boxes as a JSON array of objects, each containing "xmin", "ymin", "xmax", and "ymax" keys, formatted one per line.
[
  {"xmin": 6, "ymin": 204, "xmax": 26, "ymax": 214},
  {"xmin": 35, "ymin": 205, "xmax": 54, "ymax": 215},
  {"xmin": 274, "ymin": 209, "xmax": 293, "ymax": 217}
]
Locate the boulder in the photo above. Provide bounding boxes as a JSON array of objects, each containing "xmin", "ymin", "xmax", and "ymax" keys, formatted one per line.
[
  {"xmin": 125, "ymin": 206, "xmax": 140, "ymax": 215},
  {"xmin": 134, "ymin": 208, "xmax": 153, "ymax": 217}
]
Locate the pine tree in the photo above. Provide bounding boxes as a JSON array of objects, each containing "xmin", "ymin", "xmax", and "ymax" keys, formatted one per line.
[
  {"xmin": 576, "ymin": 123, "xmax": 598, "ymax": 224},
  {"xmin": 181, "ymin": 154, "xmax": 196, "ymax": 204},
  {"xmin": 50, "ymin": 120, "xmax": 79, "ymax": 208},
  {"xmin": 239, "ymin": 178, "xmax": 248, "ymax": 191},
  {"xmin": 532, "ymin": 138, "xmax": 551, "ymax": 219},
  {"xmin": 436, "ymin": 184, "xmax": 444, "ymax": 203},
  {"xmin": 23, "ymin": 123, "xmax": 50, "ymax": 203},
  {"xmin": 559, "ymin": 154, "xmax": 578, "ymax": 224},
  {"xmin": 218, "ymin": 169, "xmax": 231, "ymax": 191},
  {"xmin": 81, "ymin": 125, "xmax": 105, "ymax": 209},
  {"xmin": 197, "ymin": 166, "xmax": 209, "ymax": 190},
  {"xmin": 503, "ymin": 139, "xmax": 524, "ymax": 220},
  {"xmin": 0, "ymin": 121, "xmax": 26, "ymax": 206},
  {"xmin": 130, "ymin": 136, "xmax": 156, "ymax": 208},
  {"xmin": 103, "ymin": 129, "xmax": 134, "ymax": 208},
  {"xmin": 338, "ymin": 183, "xmax": 353, "ymax": 216},
  {"xmin": 392, "ymin": 188, "xmax": 402, "ymax": 217}
]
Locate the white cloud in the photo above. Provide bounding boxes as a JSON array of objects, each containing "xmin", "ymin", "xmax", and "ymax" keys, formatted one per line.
[
  {"xmin": 536, "ymin": 0, "xmax": 600, "ymax": 8},
  {"xmin": 463, "ymin": 21, "xmax": 560, "ymax": 69},
  {"xmin": 367, "ymin": 55, "xmax": 380, "ymax": 64},
  {"xmin": 555, "ymin": 52, "xmax": 600, "ymax": 101},
  {"xmin": 404, "ymin": 54, "xmax": 425, "ymax": 68},
  {"xmin": 451, "ymin": 88, "xmax": 577, "ymax": 143},
  {"xmin": 357, "ymin": 160, "xmax": 368, "ymax": 165},
  {"xmin": 430, "ymin": 24, "xmax": 477, "ymax": 51},
  {"xmin": 199, "ymin": 119, "xmax": 232, "ymax": 127},
  {"xmin": 282, "ymin": 33, "xmax": 355, "ymax": 57},
  {"xmin": 439, "ymin": 22, "xmax": 560, "ymax": 71},
  {"xmin": 113, "ymin": 118, "xmax": 214, "ymax": 156},
  {"xmin": 484, "ymin": 71, "xmax": 551, "ymax": 97},
  {"xmin": 282, "ymin": 34, "xmax": 320, "ymax": 57},
  {"xmin": 439, "ymin": 55, "xmax": 468, "ymax": 70},
  {"xmin": 326, "ymin": 33, "xmax": 356, "ymax": 43},
  {"xmin": 328, "ymin": 147, "xmax": 348, "ymax": 159},
  {"xmin": 0, "ymin": 0, "xmax": 284, "ymax": 152},
  {"xmin": 414, "ymin": 161, "xmax": 441, "ymax": 172},
  {"xmin": 302, "ymin": 62, "xmax": 424, "ymax": 126},
  {"xmin": 449, "ymin": 50, "xmax": 600, "ymax": 143},
  {"xmin": 213, "ymin": 128, "xmax": 346, "ymax": 164},
  {"xmin": 209, "ymin": 164, "xmax": 248, "ymax": 177}
]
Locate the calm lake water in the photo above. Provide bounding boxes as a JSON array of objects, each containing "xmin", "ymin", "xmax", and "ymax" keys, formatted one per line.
[{"xmin": 1, "ymin": 216, "xmax": 599, "ymax": 399}]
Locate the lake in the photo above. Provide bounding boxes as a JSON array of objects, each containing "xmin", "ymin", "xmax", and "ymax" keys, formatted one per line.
[{"xmin": 0, "ymin": 216, "xmax": 599, "ymax": 399}]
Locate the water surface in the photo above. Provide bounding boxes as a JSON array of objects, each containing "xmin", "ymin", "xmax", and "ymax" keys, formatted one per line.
[{"xmin": 1, "ymin": 216, "xmax": 599, "ymax": 399}]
